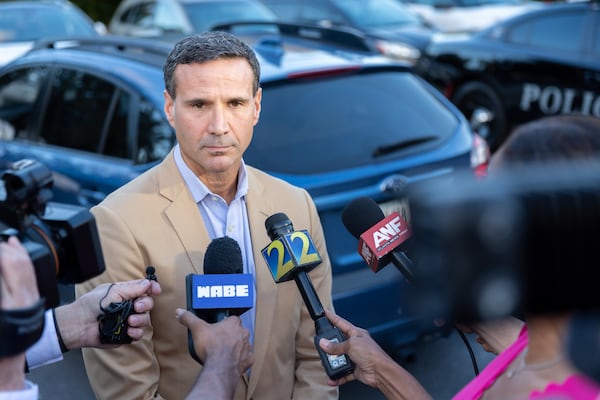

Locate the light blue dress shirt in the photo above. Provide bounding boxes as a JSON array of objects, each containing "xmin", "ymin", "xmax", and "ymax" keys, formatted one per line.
[{"xmin": 174, "ymin": 145, "xmax": 256, "ymax": 346}]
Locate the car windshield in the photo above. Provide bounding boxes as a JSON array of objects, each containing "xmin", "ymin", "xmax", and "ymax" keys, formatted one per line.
[
  {"xmin": 0, "ymin": 6, "xmax": 97, "ymax": 42},
  {"xmin": 330, "ymin": 0, "xmax": 422, "ymax": 29},
  {"xmin": 248, "ymin": 70, "xmax": 458, "ymax": 174},
  {"xmin": 183, "ymin": 1, "xmax": 277, "ymax": 32}
]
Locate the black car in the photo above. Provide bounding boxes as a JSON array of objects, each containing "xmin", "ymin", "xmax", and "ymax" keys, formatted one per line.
[
  {"xmin": 0, "ymin": 25, "xmax": 486, "ymax": 352},
  {"xmin": 415, "ymin": 1, "xmax": 600, "ymax": 151}
]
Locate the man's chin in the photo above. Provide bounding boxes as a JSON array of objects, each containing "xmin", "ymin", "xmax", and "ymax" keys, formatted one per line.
[{"xmin": 206, "ymin": 157, "xmax": 239, "ymax": 173}]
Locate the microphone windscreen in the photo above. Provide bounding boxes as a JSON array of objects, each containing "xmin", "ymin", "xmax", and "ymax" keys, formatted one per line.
[
  {"xmin": 342, "ymin": 197, "xmax": 385, "ymax": 239},
  {"xmin": 203, "ymin": 236, "xmax": 243, "ymax": 275},
  {"xmin": 265, "ymin": 212, "xmax": 293, "ymax": 240}
]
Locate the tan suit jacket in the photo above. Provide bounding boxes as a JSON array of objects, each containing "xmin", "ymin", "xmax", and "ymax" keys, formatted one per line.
[{"xmin": 76, "ymin": 151, "xmax": 338, "ymax": 400}]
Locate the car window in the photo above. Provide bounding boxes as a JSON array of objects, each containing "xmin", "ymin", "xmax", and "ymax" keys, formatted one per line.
[
  {"xmin": 154, "ymin": 0, "xmax": 187, "ymax": 32},
  {"xmin": 183, "ymin": 1, "xmax": 277, "ymax": 32},
  {"xmin": 122, "ymin": 2, "xmax": 156, "ymax": 27},
  {"xmin": 593, "ymin": 19, "xmax": 600, "ymax": 57},
  {"xmin": 0, "ymin": 66, "xmax": 48, "ymax": 141},
  {"xmin": 421, "ymin": 0, "xmax": 455, "ymax": 6},
  {"xmin": 41, "ymin": 68, "xmax": 115, "ymax": 154},
  {"xmin": 0, "ymin": 6, "xmax": 97, "ymax": 42},
  {"xmin": 135, "ymin": 98, "xmax": 174, "ymax": 164},
  {"xmin": 101, "ymin": 89, "xmax": 131, "ymax": 159},
  {"xmin": 329, "ymin": 0, "xmax": 422, "ymax": 29},
  {"xmin": 293, "ymin": 0, "xmax": 344, "ymax": 24},
  {"xmin": 258, "ymin": 1, "xmax": 301, "ymax": 21},
  {"xmin": 249, "ymin": 71, "xmax": 457, "ymax": 174},
  {"xmin": 259, "ymin": 0, "xmax": 336, "ymax": 23},
  {"xmin": 505, "ymin": 11, "xmax": 586, "ymax": 52}
]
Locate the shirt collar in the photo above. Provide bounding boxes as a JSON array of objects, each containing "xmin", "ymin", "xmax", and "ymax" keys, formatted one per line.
[{"xmin": 173, "ymin": 143, "xmax": 248, "ymax": 203}]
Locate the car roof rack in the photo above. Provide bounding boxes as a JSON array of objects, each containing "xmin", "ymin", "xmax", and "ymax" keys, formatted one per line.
[
  {"xmin": 211, "ymin": 21, "xmax": 376, "ymax": 54},
  {"xmin": 26, "ymin": 21, "xmax": 378, "ymax": 65},
  {"xmin": 29, "ymin": 35, "xmax": 174, "ymax": 61}
]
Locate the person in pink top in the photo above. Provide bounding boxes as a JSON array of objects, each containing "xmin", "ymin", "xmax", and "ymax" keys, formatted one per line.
[
  {"xmin": 455, "ymin": 321, "xmax": 600, "ymax": 400},
  {"xmin": 454, "ymin": 114, "xmax": 600, "ymax": 400},
  {"xmin": 319, "ymin": 114, "xmax": 600, "ymax": 400}
]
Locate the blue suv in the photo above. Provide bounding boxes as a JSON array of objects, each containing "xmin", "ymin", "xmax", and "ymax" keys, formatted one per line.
[{"xmin": 0, "ymin": 24, "xmax": 486, "ymax": 352}]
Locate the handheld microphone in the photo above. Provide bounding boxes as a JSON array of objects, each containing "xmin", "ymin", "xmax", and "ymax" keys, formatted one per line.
[
  {"xmin": 342, "ymin": 197, "xmax": 414, "ymax": 282},
  {"xmin": 185, "ymin": 236, "xmax": 254, "ymax": 363},
  {"xmin": 261, "ymin": 213, "xmax": 354, "ymax": 380}
]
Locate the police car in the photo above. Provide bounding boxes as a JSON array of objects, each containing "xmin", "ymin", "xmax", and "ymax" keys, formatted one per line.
[{"xmin": 415, "ymin": 0, "xmax": 600, "ymax": 151}]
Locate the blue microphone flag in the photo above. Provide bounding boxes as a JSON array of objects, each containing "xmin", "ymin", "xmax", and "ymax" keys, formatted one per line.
[{"xmin": 189, "ymin": 273, "xmax": 254, "ymax": 311}]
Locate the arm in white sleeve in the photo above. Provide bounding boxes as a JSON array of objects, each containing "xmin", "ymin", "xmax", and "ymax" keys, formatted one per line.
[
  {"xmin": 0, "ymin": 381, "xmax": 38, "ymax": 400},
  {"xmin": 25, "ymin": 310, "xmax": 63, "ymax": 370}
]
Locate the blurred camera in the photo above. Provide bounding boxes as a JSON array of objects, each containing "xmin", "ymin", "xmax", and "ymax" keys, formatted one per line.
[
  {"xmin": 406, "ymin": 161, "xmax": 600, "ymax": 324},
  {"xmin": 0, "ymin": 159, "xmax": 105, "ymax": 308}
]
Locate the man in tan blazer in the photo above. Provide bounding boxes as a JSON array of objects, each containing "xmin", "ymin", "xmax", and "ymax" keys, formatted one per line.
[{"xmin": 75, "ymin": 31, "xmax": 338, "ymax": 400}]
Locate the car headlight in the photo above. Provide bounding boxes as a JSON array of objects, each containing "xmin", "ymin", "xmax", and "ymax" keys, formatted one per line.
[{"xmin": 374, "ymin": 40, "xmax": 421, "ymax": 64}]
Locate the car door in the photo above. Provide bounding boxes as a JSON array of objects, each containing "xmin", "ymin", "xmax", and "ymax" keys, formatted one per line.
[
  {"xmin": 497, "ymin": 8, "xmax": 600, "ymax": 125},
  {"xmin": 0, "ymin": 63, "xmax": 157, "ymax": 207}
]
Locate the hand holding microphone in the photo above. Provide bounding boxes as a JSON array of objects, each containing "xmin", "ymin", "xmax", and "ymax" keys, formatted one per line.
[
  {"xmin": 318, "ymin": 309, "xmax": 433, "ymax": 400},
  {"xmin": 176, "ymin": 309, "xmax": 254, "ymax": 400},
  {"xmin": 318, "ymin": 309, "xmax": 395, "ymax": 387},
  {"xmin": 261, "ymin": 213, "xmax": 354, "ymax": 380},
  {"xmin": 176, "ymin": 308, "xmax": 254, "ymax": 373},
  {"xmin": 185, "ymin": 236, "xmax": 254, "ymax": 363}
]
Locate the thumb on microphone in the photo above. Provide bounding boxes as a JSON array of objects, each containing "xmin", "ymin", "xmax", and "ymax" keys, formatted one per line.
[
  {"xmin": 176, "ymin": 308, "xmax": 211, "ymax": 362},
  {"xmin": 317, "ymin": 309, "xmax": 356, "ymax": 356},
  {"xmin": 319, "ymin": 336, "xmax": 349, "ymax": 356},
  {"xmin": 176, "ymin": 308, "xmax": 207, "ymax": 330}
]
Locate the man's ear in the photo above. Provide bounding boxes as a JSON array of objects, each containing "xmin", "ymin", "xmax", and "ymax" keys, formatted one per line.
[
  {"xmin": 163, "ymin": 89, "xmax": 175, "ymax": 127},
  {"xmin": 253, "ymin": 87, "xmax": 262, "ymax": 126}
]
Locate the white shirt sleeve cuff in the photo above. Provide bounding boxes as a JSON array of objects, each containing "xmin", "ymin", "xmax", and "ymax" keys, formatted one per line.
[
  {"xmin": 0, "ymin": 380, "xmax": 39, "ymax": 400},
  {"xmin": 25, "ymin": 310, "xmax": 63, "ymax": 370}
]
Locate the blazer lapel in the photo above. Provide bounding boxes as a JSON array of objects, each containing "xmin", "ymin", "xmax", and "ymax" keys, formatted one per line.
[
  {"xmin": 158, "ymin": 151, "xmax": 210, "ymax": 273},
  {"xmin": 245, "ymin": 168, "xmax": 280, "ymax": 397}
]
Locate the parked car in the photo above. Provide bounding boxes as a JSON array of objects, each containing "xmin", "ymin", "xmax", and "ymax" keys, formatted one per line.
[
  {"xmin": 0, "ymin": 0, "xmax": 105, "ymax": 67},
  {"xmin": 400, "ymin": 0, "xmax": 541, "ymax": 33},
  {"xmin": 415, "ymin": 1, "xmax": 600, "ymax": 151},
  {"xmin": 257, "ymin": 0, "xmax": 436, "ymax": 65},
  {"xmin": 108, "ymin": 0, "xmax": 278, "ymax": 38},
  {"xmin": 0, "ymin": 26, "xmax": 487, "ymax": 352}
]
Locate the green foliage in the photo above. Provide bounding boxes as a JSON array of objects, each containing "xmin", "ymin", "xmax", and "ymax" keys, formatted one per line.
[{"xmin": 71, "ymin": 0, "xmax": 121, "ymax": 24}]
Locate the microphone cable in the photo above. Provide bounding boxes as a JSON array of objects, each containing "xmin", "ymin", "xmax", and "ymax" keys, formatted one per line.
[{"xmin": 456, "ymin": 327, "xmax": 480, "ymax": 376}]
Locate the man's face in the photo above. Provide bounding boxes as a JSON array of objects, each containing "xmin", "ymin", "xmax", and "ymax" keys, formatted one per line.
[{"xmin": 164, "ymin": 57, "xmax": 261, "ymax": 179}]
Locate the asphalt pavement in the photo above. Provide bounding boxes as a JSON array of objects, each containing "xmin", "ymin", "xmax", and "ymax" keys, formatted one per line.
[{"xmin": 28, "ymin": 313, "xmax": 494, "ymax": 400}]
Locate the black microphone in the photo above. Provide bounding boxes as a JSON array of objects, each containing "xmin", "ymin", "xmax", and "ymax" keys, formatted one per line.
[
  {"xmin": 261, "ymin": 213, "xmax": 354, "ymax": 380},
  {"xmin": 203, "ymin": 236, "xmax": 244, "ymax": 322},
  {"xmin": 185, "ymin": 236, "xmax": 254, "ymax": 363},
  {"xmin": 342, "ymin": 196, "xmax": 414, "ymax": 282}
]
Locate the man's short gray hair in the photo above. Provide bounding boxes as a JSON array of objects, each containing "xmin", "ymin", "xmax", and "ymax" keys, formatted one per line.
[{"xmin": 163, "ymin": 31, "xmax": 261, "ymax": 99}]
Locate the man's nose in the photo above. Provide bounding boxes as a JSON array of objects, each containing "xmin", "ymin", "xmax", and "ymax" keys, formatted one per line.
[{"xmin": 208, "ymin": 105, "xmax": 229, "ymax": 135}]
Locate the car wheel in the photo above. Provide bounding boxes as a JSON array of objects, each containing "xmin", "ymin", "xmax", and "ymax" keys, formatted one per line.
[{"xmin": 452, "ymin": 81, "xmax": 506, "ymax": 152}]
